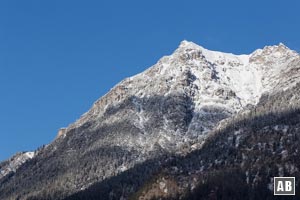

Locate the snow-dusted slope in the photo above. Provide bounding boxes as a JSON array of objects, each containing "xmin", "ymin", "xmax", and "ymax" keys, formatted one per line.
[
  {"xmin": 0, "ymin": 152, "xmax": 35, "ymax": 180},
  {"xmin": 250, "ymin": 43, "xmax": 299, "ymax": 92},
  {"xmin": 60, "ymin": 40, "xmax": 299, "ymax": 149}
]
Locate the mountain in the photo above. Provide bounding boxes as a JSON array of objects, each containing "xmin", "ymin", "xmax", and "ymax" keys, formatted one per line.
[{"xmin": 0, "ymin": 41, "xmax": 299, "ymax": 200}]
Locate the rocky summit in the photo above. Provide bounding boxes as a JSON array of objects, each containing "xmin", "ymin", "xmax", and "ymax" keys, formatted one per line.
[{"xmin": 1, "ymin": 41, "xmax": 300, "ymax": 200}]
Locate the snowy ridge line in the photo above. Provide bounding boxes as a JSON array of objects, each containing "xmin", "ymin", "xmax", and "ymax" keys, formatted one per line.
[{"xmin": 57, "ymin": 40, "xmax": 300, "ymax": 138}]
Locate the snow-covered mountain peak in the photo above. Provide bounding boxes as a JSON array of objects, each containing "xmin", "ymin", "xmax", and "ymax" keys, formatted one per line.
[
  {"xmin": 60, "ymin": 41, "xmax": 300, "ymax": 144},
  {"xmin": 250, "ymin": 43, "xmax": 298, "ymax": 65},
  {"xmin": 3, "ymin": 40, "xmax": 300, "ymax": 200},
  {"xmin": 178, "ymin": 40, "xmax": 199, "ymax": 48},
  {"xmin": 175, "ymin": 40, "xmax": 249, "ymax": 67}
]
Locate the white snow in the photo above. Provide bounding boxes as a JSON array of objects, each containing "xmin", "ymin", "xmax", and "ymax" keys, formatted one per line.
[{"xmin": 25, "ymin": 152, "xmax": 35, "ymax": 159}]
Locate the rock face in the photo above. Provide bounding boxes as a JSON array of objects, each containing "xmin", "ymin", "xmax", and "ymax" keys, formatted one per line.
[
  {"xmin": 0, "ymin": 41, "xmax": 299, "ymax": 200},
  {"xmin": 57, "ymin": 128, "xmax": 67, "ymax": 138}
]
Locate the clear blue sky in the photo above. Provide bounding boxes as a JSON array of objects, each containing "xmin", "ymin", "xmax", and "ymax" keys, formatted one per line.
[{"xmin": 0, "ymin": 0, "xmax": 299, "ymax": 161}]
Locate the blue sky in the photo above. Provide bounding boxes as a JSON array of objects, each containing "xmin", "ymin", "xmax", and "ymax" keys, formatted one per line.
[{"xmin": 0, "ymin": 0, "xmax": 299, "ymax": 161}]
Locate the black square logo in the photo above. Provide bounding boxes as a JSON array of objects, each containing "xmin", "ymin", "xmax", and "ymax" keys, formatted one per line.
[{"xmin": 274, "ymin": 177, "xmax": 295, "ymax": 196}]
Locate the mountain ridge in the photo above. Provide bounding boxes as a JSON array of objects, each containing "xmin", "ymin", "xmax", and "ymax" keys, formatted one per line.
[
  {"xmin": 58, "ymin": 40, "xmax": 299, "ymax": 140},
  {"xmin": 1, "ymin": 41, "xmax": 300, "ymax": 200}
]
